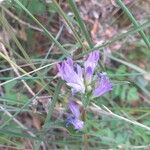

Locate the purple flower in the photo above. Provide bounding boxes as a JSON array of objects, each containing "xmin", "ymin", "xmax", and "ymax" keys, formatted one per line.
[
  {"xmin": 68, "ymin": 100, "xmax": 80, "ymax": 118},
  {"xmin": 66, "ymin": 117, "xmax": 84, "ymax": 130},
  {"xmin": 66, "ymin": 100, "xmax": 84, "ymax": 130},
  {"xmin": 93, "ymin": 73, "xmax": 112, "ymax": 97},
  {"xmin": 57, "ymin": 58, "xmax": 85, "ymax": 94},
  {"xmin": 84, "ymin": 51, "xmax": 100, "ymax": 83},
  {"xmin": 57, "ymin": 51, "xmax": 112, "ymax": 98}
]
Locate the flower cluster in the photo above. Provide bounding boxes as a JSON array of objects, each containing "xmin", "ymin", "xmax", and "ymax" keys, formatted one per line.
[{"xmin": 57, "ymin": 51, "xmax": 112, "ymax": 130}]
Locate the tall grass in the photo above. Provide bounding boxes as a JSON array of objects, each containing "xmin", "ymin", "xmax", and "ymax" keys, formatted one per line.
[{"xmin": 0, "ymin": 0, "xmax": 150, "ymax": 149}]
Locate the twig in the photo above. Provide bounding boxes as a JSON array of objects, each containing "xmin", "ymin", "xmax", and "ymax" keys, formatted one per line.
[
  {"xmin": 90, "ymin": 103, "xmax": 150, "ymax": 131},
  {"xmin": 102, "ymin": 105, "xmax": 150, "ymax": 131},
  {"xmin": 89, "ymin": 103, "xmax": 112, "ymax": 116},
  {"xmin": 0, "ymin": 42, "xmax": 35, "ymax": 96},
  {"xmin": 0, "ymin": 60, "xmax": 57, "ymax": 86}
]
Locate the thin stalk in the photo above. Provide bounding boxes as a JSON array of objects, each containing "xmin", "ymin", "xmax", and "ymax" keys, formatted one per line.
[
  {"xmin": 51, "ymin": 0, "xmax": 86, "ymax": 50},
  {"xmin": 67, "ymin": 0, "xmax": 93, "ymax": 48},
  {"xmin": 76, "ymin": 20, "xmax": 150, "ymax": 59},
  {"xmin": 13, "ymin": 0, "xmax": 69, "ymax": 56},
  {"xmin": 116, "ymin": 0, "xmax": 150, "ymax": 50},
  {"xmin": 43, "ymin": 80, "xmax": 63, "ymax": 126}
]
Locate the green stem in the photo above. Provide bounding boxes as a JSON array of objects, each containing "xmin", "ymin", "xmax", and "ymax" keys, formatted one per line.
[{"xmin": 82, "ymin": 109, "xmax": 88, "ymax": 150}]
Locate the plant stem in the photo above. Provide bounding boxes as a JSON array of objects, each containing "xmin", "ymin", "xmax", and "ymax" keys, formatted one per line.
[{"xmin": 82, "ymin": 108, "xmax": 88, "ymax": 150}]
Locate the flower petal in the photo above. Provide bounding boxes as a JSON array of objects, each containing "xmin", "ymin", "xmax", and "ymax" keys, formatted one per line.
[
  {"xmin": 68, "ymin": 100, "xmax": 80, "ymax": 118},
  {"xmin": 84, "ymin": 51, "xmax": 100, "ymax": 82},
  {"xmin": 76, "ymin": 64, "xmax": 83, "ymax": 80},
  {"xmin": 66, "ymin": 58, "xmax": 73, "ymax": 67},
  {"xmin": 67, "ymin": 83, "xmax": 85, "ymax": 94},
  {"xmin": 93, "ymin": 73, "xmax": 112, "ymax": 97},
  {"xmin": 66, "ymin": 116, "xmax": 84, "ymax": 130},
  {"xmin": 57, "ymin": 58, "xmax": 85, "ymax": 93}
]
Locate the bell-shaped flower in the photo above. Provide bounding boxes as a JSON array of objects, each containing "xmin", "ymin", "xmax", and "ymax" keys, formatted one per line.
[
  {"xmin": 57, "ymin": 58, "xmax": 85, "ymax": 94},
  {"xmin": 57, "ymin": 51, "xmax": 112, "ymax": 98},
  {"xmin": 66, "ymin": 100, "xmax": 84, "ymax": 130},
  {"xmin": 93, "ymin": 73, "xmax": 112, "ymax": 97},
  {"xmin": 84, "ymin": 50, "xmax": 100, "ymax": 84}
]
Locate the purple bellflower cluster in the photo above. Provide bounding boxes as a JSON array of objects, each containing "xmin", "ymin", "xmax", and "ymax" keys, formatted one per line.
[{"xmin": 57, "ymin": 51, "xmax": 112, "ymax": 130}]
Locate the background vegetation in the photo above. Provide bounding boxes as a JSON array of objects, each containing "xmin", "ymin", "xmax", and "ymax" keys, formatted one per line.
[{"xmin": 0, "ymin": 0, "xmax": 150, "ymax": 149}]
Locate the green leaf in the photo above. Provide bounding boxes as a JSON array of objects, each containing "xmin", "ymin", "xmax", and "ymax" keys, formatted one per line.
[
  {"xmin": 47, "ymin": 2, "xmax": 57, "ymax": 13},
  {"xmin": 127, "ymin": 87, "xmax": 139, "ymax": 101},
  {"xmin": 116, "ymin": 133, "xmax": 125, "ymax": 144},
  {"xmin": 114, "ymin": 85, "xmax": 122, "ymax": 97},
  {"xmin": 120, "ymin": 85, "xmax": 128, "ymax": 100},
  {"xmin": 12, "ymin": 0, "xmax": 46, "ymax": 14},
  {"xmin": 27, "ymin": 0, "xmax": 46, "ymax": 14},
  {"xmin": 2, "ymin": 81, "xmax": 28, "ymax": 105},
  {"xmin": 115, "ymin": 65, "xmax": 127, "ymax": 80}
]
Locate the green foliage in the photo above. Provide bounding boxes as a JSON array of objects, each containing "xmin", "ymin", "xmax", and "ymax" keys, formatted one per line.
[
  {"xmin": 11, "ymin": 0, "xmax": 46, "ymax": 14},
  {"xmin": 47, "ymin": 2, "xmax": 58, "ymax": 14},
  {"xmin": 127, "ymin": 87, "xmax": 139, "ymax": 101},
  {"xmin": 113, "ymin": 84, "xmax": 139, "ymax": 102},
  {"xmin": 115, "ymin": 65, "xmax": 127, "ymax": 80},
  {"xmin": 0, "ymin": 0, "xmax": 150, "ymax": 149},
  {"xmin": 112, "ymin": 65, "xmax": 139, "ymax": 102},
  {"xmin": 2, "ymin": 81, "xmax": 28, "ymax": 105},
  {"xmin": 26, "ymin": 0, "xmax": 46, "ymax": 14}
]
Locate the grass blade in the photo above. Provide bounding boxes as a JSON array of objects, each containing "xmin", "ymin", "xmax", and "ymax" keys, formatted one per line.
[
  {"xmin": 43, "ymin": 80, "xmax": 63, "ymax": 126},
  {"xmin": 116, "ymin": 0, "xmax": 150, "ymax": 49},
  {"xmin": 76, "ymin": 20, "xmax": 150, "ymax": 58},
  {"xmin": 67, "ymin": 0, "xmax": 93, "ymax": 48},
  {"xmin": 12, "ymin": 0, "xmax": 69, "ymax": 56},
  {"xmin": 51, "ymin": 0, "xmax": 86, "ymax": 50}
]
